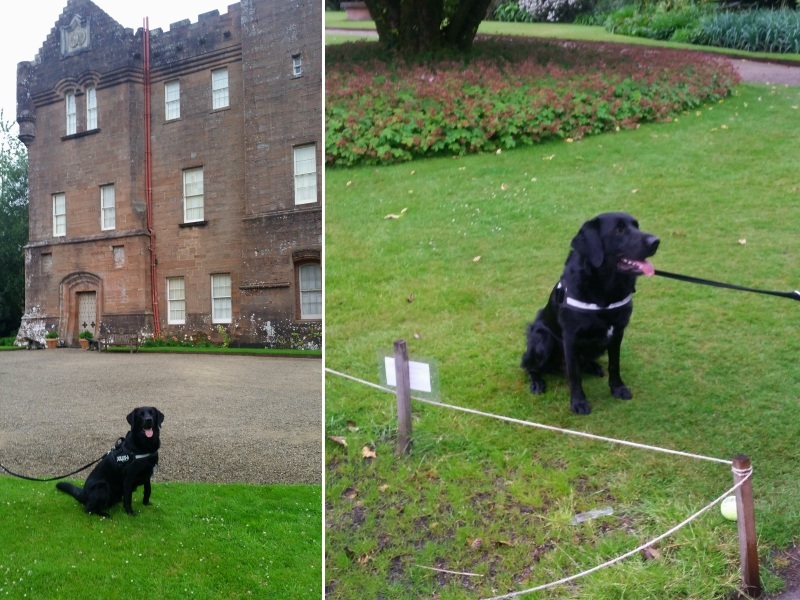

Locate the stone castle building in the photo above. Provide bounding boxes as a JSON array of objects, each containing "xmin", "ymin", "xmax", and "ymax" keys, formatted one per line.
[{"xmin": 16, "ymin": 0, "xmax": 322, "ymax": 348}]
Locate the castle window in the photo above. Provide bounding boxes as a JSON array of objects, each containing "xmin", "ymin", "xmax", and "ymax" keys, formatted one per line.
[
  {"xmin": 53, "ymin": 193, "xmax": 66, "ymax": 237},
  {"xmin": 293, "ymin": 144, "xmax": 317, "ymax": 205},
  {"xmin": 100, "ymin": 184, "xmax": 115, "ymax": 230},
  {"xmin": 292, "ymin": 54, "xmax": 303, "ymax": 77},
  {"xmin": 41, "ymin": 253, "xmax": 53, "ymax": 274},
  {"xmin": 65, "ymin": 92, "xmax": 77, "ymax": 135},
  {"xmin": 167, "ymin": 277, "xmax": 186, "ymax": 324},
  {"xmin": 165, "ymin": 80, "xmax": 180, "ymax": 120},
  {"xmin": 211, "ymin": 274, "xmax": 232, "ymax": 324},
  {"xmin": 298, "ymin": 263, "xmax": 321, "ymax": 320},
  {"xmin": 211, "ymin": 68, "xmax": 229, "ymax": 109},
  {"xmin": 86, "ymin": 86, "xmax": 97, "ymax": 130},
  {"xmin": 183, "ymin": 167, "xmax": 204, "ymax": 223}
]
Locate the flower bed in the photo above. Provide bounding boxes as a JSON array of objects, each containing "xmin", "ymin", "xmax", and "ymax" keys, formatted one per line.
[{"xmin": 326, "ymin": 38, "xmax": 739, "ymax": 167}]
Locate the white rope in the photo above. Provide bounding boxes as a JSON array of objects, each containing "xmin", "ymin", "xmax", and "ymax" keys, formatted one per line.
[
  {"xmin": 480, "ymin": 467, "xmax": 752, "ymax": 599},
  {"xmin": 325, "ymin": 368, "xmax": 732, "ymax": 465}
]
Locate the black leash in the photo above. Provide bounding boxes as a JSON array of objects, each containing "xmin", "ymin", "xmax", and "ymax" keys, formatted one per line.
[
  {"xmin": 655, "ymin": 269, "xmax": 800, "ymax": 302},
  {"xmin": 0, "ymin": 456, "xmax": 104, "ymax": 482},
  {"xmin": 0, "ymin": 437, "xmax": 126, "ymax": 482}
]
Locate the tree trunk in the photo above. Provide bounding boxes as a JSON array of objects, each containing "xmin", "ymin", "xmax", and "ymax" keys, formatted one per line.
[{"xmin": 363, "ymin": 0, "xmax": 493, "ymax": 53}]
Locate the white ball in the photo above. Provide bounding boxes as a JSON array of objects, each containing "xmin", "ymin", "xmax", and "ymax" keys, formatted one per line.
[{"xmin": 721, "ymin": 496, "xmax": 737, "ymax": 521}]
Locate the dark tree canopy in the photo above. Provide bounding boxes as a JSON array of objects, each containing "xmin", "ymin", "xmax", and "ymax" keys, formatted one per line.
[
  {"xmin": 0, "ymin": 115, "xmax": 29, "ymax": 337},
  {"xmin": 363, "ymin": 0, "xmax": 494, "ymax": 53}
]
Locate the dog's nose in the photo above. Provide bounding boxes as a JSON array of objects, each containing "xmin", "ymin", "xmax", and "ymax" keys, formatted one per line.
[{"xmin": 646, "ymin": 235, "xmax": 660, "ymax": 254}]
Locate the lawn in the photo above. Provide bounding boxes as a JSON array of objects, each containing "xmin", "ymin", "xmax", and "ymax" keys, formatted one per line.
[
  {"xmin": 0, "ymin": 477, "xmax": 321, "ymax": 598},
  {"xmin": 325, "ymin": 10, "xmax": 800, "ymax": 64},
  {"xmin": 325, "ymin": 82, "xmax": 800, "ymax": 598}
]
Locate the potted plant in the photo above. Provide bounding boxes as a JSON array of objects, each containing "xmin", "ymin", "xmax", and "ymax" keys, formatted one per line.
[
  {"xmin": 78, "ymin": 330, "xmax": 94, "ymax": 350},
  {"xmin": 45, "ymin": 330, "xmax": 59, "ymax": 349}
]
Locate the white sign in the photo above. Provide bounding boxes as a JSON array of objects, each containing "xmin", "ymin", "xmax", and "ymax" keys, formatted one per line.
[{"xmin": 384, "ymin": 357, "xmax": 433, "ymax": 393}]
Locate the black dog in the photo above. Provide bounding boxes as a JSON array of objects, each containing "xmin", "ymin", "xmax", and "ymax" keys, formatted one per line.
[
  {"xmin": 521, "ymin": 213, "xmax": 659, "ymax": 415},
  {"xmin": 56, "ymin": 407, "xmax": 164, "ymax": 516}
]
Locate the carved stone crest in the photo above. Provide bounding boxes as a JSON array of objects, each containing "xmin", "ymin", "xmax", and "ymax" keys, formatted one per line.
[{"xmin": 61, "ymin": 15, "xmax": 91, "ymax": 57}]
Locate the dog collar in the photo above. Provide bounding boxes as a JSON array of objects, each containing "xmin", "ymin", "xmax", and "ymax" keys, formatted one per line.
[{"xmin": 558, "ymin": 282, "xmax": 632, "ymax": 311}]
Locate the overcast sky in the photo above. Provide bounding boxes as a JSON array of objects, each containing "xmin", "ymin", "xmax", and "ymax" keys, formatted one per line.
[{"xmin": 2, "ymin": 1, "xmax": 236, "ymax": 133}]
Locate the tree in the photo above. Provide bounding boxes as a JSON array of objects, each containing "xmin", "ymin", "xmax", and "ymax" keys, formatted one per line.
[
  {"xmin": 0, "ymin": 114, "xmax": 29, "ymax": 337},
  {"xmin": 363, "ymin": 0, "xmax": 494, "ymax": 53}
]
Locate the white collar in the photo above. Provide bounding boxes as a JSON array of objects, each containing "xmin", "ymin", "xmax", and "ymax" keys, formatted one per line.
[{"xmin": 558, "ymin": 281, "xmax": 632, "ymax": 311}]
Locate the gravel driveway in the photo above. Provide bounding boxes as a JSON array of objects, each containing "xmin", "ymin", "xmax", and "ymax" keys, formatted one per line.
[{"xmin": 0, "ymin": 350, "xmax": 321, "ymax": 485}]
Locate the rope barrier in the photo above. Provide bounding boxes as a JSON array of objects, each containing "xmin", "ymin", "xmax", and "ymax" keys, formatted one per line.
[
  {"xmin": 326, "ymin": 367, "xmax": 756, "ymax": 596},
  {"xmin": 324, "ymin": 368, "xmax": 732, "ymax": 465},
  {"xmin": 480, "ymin": 466, "xmax": 752, "ymax": 599}
]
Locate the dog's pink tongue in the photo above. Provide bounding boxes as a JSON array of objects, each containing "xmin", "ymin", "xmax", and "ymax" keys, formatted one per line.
[
  {"xmin": 145, "ymin": 428, "xmax": 154, "ymax": 438},
  {"xmin": 636, "ymin": 260, "xmax": 655, "ymax": 277}
]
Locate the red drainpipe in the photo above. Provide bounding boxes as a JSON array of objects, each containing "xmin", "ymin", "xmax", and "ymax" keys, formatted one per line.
[{"xmin": 143, "ymin": 18, "xmax": 160, "ymax": 335}]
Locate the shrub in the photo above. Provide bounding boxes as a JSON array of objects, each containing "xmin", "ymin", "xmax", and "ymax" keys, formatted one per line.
[
  {"xmin": 692, "ymin": 9, "xmax": 800, "ymax": 53},
  {"xmin": 0, "ymin": 336, "xmax": 17, "ymax": 347},
  {"xmin": 45, "ymin": 331, "xmax": 58, "ymax": 339},
  {"xmin": 326, "ymin": 38, "xmax": 739, "ymax": 167},
  {"xmin": 519, "ymin": 0, "xmax": 592, "ymax": 22},
  {"xmin": 491, "ymin": 1, "xmax": 535, "ymax": 22},
  {"xmin": 604, "ymin": 3, "xmax": 709, "ymax": 40}
]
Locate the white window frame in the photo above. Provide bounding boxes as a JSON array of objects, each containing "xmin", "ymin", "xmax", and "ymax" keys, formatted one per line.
[
  {"xmin": 211, "ymin": 274, "xmax": 232, "ymax": 324},
  {"xmin": 292, "ymin": 54, "xmax": 303, "ymax": 77},
  {"xmin": 167, "ymin": 277, "xmax": 186, "ymax": 325},
  {"xmin": 53, "ymin": 193, "xmax": 66, "ymax": 237},
  {"xmin": 65, "ymin": 92, "xmax": 77, "ymax": 135},
  {"xmin": 298, "ymin": 263, "xmax": 321, "ymax": 320},
  {"xmin": 100, "ymin": 184, "xmax": 115, "ymax": 231},
  {"xmin": 211, "ymin": 68, "xmax": 229, "ymax": 110},
  {"xmin": 183, "ymin": 168, "xmax": 204, "ymax": 223},
  {"xmin": 165, "ymin": 80, "xmax": 180, "ymax": 120},
  {"xmin": 293, "ymin": 144, "xmax": 317, "ymax": 205},
  {"xmin": 86, "ymin": 85, "xmax": 98, "ymax": 130}
]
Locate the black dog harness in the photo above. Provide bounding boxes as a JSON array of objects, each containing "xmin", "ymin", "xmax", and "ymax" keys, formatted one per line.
[{"xmin": 109, "ymin": 437, "xmax": 157, "ymax": 470}]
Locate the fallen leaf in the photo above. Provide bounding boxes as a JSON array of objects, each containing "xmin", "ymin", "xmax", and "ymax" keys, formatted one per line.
[
  {"xmin": 378, "ymin": 484, "xmax": 390, "ymax": 492},
  {"xmin": 494, "ymin": 539, "xmax": 515, "ymax": 548},
  {"xmin": 565, "ymin": 138, "xmax": 574, "ymax": 143},
  {"xmin": 346, "ymin": 421, "xmax": 359, "ymax": 432},
  {"xmin": 346, "ymin": 181, "xmax": 352, "ymax": 187},
  {"xmin": 496, "ymin": 149, "xmax": 502, "ymax": 155},
  {"xmin": 500, "ymin": 183, "xmax": 509, "ymax": 191},
  {"xmin": 641, "ymin": 547, "xmax": 661, "ymax": 561},
  {"xmin": 384, "ymin": 213, "xmax": 403, "ymax": 220},
  {"xmin": 361, "ymin": 445, "xmax": 377, "ymax": 459},
  {"xmin": 342, "ymin": 487, "xmax": 358, "ymax": 500},
  {"xmin": 407, "ymin": 293, "xmax": 415, "ymax": 303},
  {"xmin": 401, "ymin": 207, "xmax": 408, "ymax": 214},
  {"xmin": 473, "ymin": 256, "xmax": 481, "ymax": 263},
  {"xmin": 413, "ymin": 332, "xmax": 421, "ymax": 339},
  {"xmin": 357, "ymin": 551, "xmax": 376, "ymax": 566},
  {"xmin": 631, "ymin": 189, "xmax": 639, "ymax": 194},
  {"xmin": 410, "ymin": 170, "xmax": 416, "ymax": 175},
  {"xmin": 530, "ymin": 177, "xmax": 538, "ymax": 182},
  {"xmin": 328, "ymin": 435, "xmax": 347, "ymax": 448},
  {"xmin": 468, "ymin": 538, "xmax": 483, "ymax": 549},
  {"xmin": 738, "ymin": 239, "xmax": 747, "ymax": 245},
  {"xmin": 543, "ymin": 154, "xmax": 555, "ymax": 160}
]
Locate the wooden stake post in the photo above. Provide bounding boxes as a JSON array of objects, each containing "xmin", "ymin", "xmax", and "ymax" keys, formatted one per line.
[
  {"xmin": 733, "ymin": 454, "xmax": 760, "ymax": 598},
  {"xmin": 394, "ymin": 339, "xmax": 412, "ymax": 454}
]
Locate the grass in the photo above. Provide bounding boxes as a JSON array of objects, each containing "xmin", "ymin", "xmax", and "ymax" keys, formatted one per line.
[
  {"xmin": 325, "ymin": 10, "xmax": 800, "ymax": 63},
  {"xmin": 325, "ymin": 82, "xmax": 800, "ymax": 598},
  {"xmin": 0, "ymin": 477, "xmax": 321, "ymax": 598}
]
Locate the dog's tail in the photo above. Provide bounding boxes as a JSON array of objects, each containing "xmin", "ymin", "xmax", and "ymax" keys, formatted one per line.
[{"xmin": 55, "ymin": 481, "xmax": 85, "ymax": 503}]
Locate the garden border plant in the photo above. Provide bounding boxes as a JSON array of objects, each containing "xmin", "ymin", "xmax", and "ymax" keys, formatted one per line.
[{"xmin": 326, "ymin": 37, "xmax": 738, "ymax": 167}]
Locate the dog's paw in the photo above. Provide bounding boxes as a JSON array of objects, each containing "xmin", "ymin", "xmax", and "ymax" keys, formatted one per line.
[
  {"xmin": 529, "ymin": 378, "xmax": 547, "ymax": 395},
  {"xmin": 570, "ymin": 399, "xmax": 592, "ymax": 415},
  {"xmin": 611, "ymin": 385, "xmax": 632, "ymax": 400},
  {"xmin": 143, "ymin": 500, "xmax": 151, "ymax": 506}
]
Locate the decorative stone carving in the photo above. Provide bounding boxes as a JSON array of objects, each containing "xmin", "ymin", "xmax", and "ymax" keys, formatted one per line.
[{"xmin": 61, "ymin": 15, "xmax": 91, "ymax": 57}]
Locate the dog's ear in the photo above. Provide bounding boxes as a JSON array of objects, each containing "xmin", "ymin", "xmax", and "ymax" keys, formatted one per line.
[
  {"xmin": 126, "ymin": 410, "xmax": 135, "ymax": 426},
  {"xmin": 155, "ymin": 409, "xmax": 165, "ymax": 428},
  {"xmin": 571, "ymin": 218, "xmax": 604, "ymax": 268}
]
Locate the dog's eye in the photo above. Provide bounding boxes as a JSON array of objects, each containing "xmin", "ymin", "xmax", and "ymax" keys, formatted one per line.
[{"xmin": 615, "ymin": 223, "xmax": 626, "ymax": 234}]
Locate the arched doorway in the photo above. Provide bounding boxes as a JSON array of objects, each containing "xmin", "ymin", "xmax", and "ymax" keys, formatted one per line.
[{"xmin": 60, "ymin": 271, "xmax": 103, "ymax": 346}]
